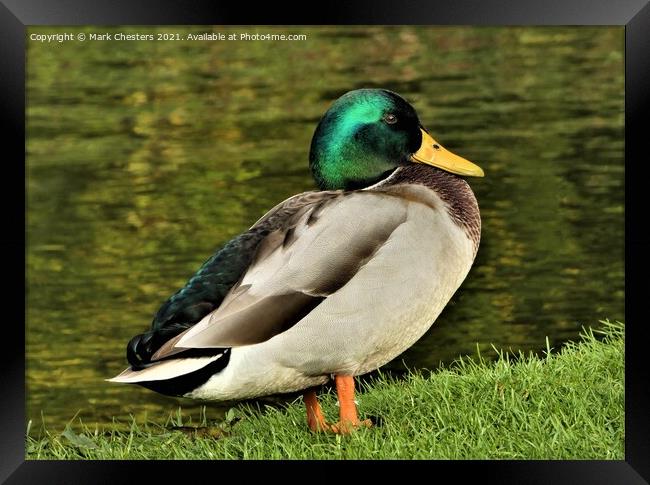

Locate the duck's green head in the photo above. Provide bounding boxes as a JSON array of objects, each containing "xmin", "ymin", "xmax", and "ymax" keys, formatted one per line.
[{"xmin": 309, "ymin": 88, "xmax": 483, "ymax": 190}]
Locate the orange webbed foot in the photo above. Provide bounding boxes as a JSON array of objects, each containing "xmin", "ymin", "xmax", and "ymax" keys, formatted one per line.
[
  {"xmin": 304, "ymin": 376, "xmax": 372, "ymax": 434},
  {"xmin": 304, "ymin": 389, "xmax": 331, "ymax": 433},
  {"xmin": 330, "ymin": 374, "xmax": 372, "ymax": 434},
  {"xmin": 330, "ymin": 418, "xmax": 372, "ymax": 435}
]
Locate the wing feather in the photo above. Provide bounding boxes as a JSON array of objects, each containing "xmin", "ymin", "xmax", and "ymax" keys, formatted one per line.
[{"xmin": 152, "ymin": 191, "xmax": 410, "ymax": 356}]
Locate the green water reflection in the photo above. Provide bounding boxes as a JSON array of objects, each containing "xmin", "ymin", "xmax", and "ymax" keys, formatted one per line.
[{"xmin": 26, "ymin": 26, "xmax": 624, "ymax": 432}]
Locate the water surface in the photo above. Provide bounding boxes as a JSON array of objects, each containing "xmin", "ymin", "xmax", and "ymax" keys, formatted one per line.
[{"xmin": 26, "ymin": 26, "xmax": 624, "ymax": 432}]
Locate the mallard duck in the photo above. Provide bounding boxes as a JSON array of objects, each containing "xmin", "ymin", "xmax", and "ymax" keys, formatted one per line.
[{"xmin": 109, "ymin": 88, "xmax": 484, "ymax": 433}]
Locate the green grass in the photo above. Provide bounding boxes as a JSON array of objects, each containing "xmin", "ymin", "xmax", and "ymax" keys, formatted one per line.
[{"xmin": 27, "ymin": 321, "xmax": 624, "ymax": 460}]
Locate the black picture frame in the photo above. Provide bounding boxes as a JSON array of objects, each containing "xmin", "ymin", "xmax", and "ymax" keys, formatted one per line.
[{"xmin": 4, "ymin": 0, "xmax": 648, "ymax": 482}]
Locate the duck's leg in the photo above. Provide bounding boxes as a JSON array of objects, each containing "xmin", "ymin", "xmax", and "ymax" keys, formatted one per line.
[
  {"xmin": 331, "ymin": 375, "xmax": 372, "ymax": 434},
  {"xmin": 304, "ymin": 389, "xmax": 330, "ymax": 432}
]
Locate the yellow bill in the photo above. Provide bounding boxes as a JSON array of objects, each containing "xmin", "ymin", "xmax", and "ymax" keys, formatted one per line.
[{"xmin": 412, "ymin": 129, "xmax": 484, "ymax": 177}]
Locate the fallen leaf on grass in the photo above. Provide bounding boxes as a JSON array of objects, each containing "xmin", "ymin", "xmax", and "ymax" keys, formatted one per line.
[{"xmin": 61, "ymin": 427, "xmax": 97, "ymax": 449}]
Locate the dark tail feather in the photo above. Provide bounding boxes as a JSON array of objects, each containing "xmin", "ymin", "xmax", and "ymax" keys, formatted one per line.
[
  {"xmin": 127, "ymin": 332, "xmax": 155, "ymax": 370},
  {"xmin": 127, "ymin": 325, "xmax": 188, "ymax": 370}
]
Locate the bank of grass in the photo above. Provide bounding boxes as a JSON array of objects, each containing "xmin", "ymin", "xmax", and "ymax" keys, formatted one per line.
[{"xmin": 27, "ymin": 321, "xmax": 624, "ymax": 460}]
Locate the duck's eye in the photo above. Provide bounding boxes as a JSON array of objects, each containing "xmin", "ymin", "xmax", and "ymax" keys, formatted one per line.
[{"xmin": 383, "ymin": 113, "xmax": 398, "ymax": 125}]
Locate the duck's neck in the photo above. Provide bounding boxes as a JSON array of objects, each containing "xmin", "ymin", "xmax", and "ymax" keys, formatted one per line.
[{"xmin": 370, "ymin": 164, "xmax": 481, "ymax": 250}]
